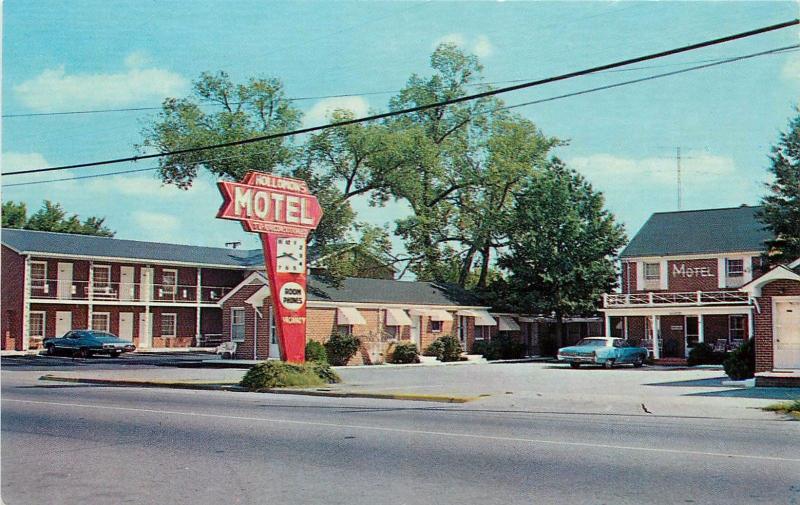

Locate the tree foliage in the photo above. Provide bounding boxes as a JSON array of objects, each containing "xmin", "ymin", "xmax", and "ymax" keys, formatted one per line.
[
  {"xmin": 497, "ymin": 160, "xmax": 626, "ymax": 345},
  {"xmin": 758, "ymin": 108, "xmax": 800, "ymax": 263},
  {"xmin": 2, "ymin": 200, "xmax": 114, "ymax": 237}
]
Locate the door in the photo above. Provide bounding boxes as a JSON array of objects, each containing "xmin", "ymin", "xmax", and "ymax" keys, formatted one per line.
[
  {"xmin": 140, "ymin": 268, "xmax": 153, "ymax": 302},
  {"xmin": 57, "ymin": 262, "xmax": 73, "ymax": 299},
  {"xmin": 55, "ymin": 311, "xmax": 72, "ymax": 337},
  {"xmin": 138, "ymin": 312, "xmax": 152, "ymax": 348},
  {"xmin": 120, "ymin": 266, "xmax": 135, "ymax": 301},
  {"xmin": 684, "ymin": 316, "xmax": 699, "ymax": 358},
  {"xmin": 410, "ymin": 316, "xmax": 421, "ymax": 349},
  {"xmin": 268, "ymin": 306, "xmax": 280, "ymax": 358},
  {"xmin": 774, "ymin": 300, "xmax": 800, "ymax": 369},
  {"xmin": 119, "ymin": 312, "xmax": 134, "ymax": 340}
]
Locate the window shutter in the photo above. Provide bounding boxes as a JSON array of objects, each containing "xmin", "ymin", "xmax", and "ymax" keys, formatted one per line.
[
  {"xmin": 659, "ymin": 260, "xmax": 668, "ymax": 290},
  {"xmin": 717, "ymin": 258, "xmax": 727, "ymax": 289},
  {"xmin": 635, "ymin": 261, "xmax": 644, "ymax": 291}
]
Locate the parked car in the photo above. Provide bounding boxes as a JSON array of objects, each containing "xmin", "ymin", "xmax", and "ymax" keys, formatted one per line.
[
  {"xmin": 43, "ymin": 330, "xmax": 136, "ymax": 358},
  {"xmin": 557, "ymin": 337, "xmax": 647, "ymax": 368}
]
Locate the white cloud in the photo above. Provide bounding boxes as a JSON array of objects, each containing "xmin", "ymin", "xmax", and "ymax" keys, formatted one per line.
[
  {"xmin": 14, "ymin": 53, "xmax": 187, "ymax": 111},
  {"xmin": 3, "ymin": 152, "xmax": 51, "ymax": 172},
  {"xmin": 132, "ymin": 211, "xmax": 180, "ymax": 234},
  {"xmin": 432, "ymin": 33, "xmax": 493, "ymax": 59},
  {"xmin": 569, "ymin": 153, "xmax": 737, "ymax": 185},
  {"xmin": 781, "ymin": 50, "xmax": 800, "ymax": 81},
  {"xmin": 303, "ymin": 96, "xmax": 370, "ymax": 127}
]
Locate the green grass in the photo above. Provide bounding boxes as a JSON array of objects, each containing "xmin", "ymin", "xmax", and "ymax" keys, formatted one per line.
[
  {"xmin": 240, "ymin": 361, "xmax": 341, "ymax": 391},
  {"xmin": 763, "ymin": 399, "xmax": 800, "ymax": 419}
]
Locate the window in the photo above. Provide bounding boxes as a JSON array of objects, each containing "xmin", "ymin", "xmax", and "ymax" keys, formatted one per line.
[
  {"xmin": 92, "ymin": 265, "xmax": 112, "ymax": 295},
  {"xmin": 30, "ymin": 261, "xmax": 47, "ymax": 289},
  {"xmin": 430, "ymin": 320, "xmax": 443, "ymax": 333},
  {"xmin": 337, "ymin": 325, "xmax": 352, "ymax": 336},
  {"xmin": 91, "ymin": 313, "xmax": 110, "ymax": 332},
  {"xmin": 475, "ymin": 325, "xmax": 491, "ymax": 340},
  {"xmin": 643, "ymin": 262, "xmax": 661, "ymax": 280},
  {"xmin": 384, "ymin": 325, "xmax": 399, "ymax": 340},
  {"xmin": 161, "ymin": 313, "xmax": 177, "ymax": 338},
  {"xmin": 162, "ymin": 269, "xmax": 178, "ymax": 296},
  {"xmin": 726, "ymin": 259, "xmax": 744, "ymax": 277},
  {"xmin": 269, "ymin": 306, "xmax": 277, "ymax": 345},
  {"xmin": 231, "ymin": 308, "xmax": 245, "ymax": 342},
  {"xmin": 729, "ymin": 315, "xmax": 746, "ymax": 340},
  {"xmin": 29, "ymin": 312, "xmax": 45, "ymax": 338}
]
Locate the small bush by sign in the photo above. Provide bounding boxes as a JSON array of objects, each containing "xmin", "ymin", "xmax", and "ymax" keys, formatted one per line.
[
  {"xmin": 325, "ymin": 332, "xmax": 361, "ymax": 366},
  {"xmin": 389, "ymin": 342, "xmax": 420, "ymax": 364},
  {"xmin": 240, "ymin": 361, "xmax": 341, "ymax": 391},
  {"xmin": 724, "ymin": 339, "xmax": 755, "ymax": 380},
  {"xmin": 305, "ymin": 340, "xmax": 328, "ymax": 364}
]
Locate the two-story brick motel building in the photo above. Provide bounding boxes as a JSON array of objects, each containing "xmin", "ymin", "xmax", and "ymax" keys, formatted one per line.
[
  {"xmin": 602, "ymin": 205, "xmax": 800, "ymax": 381},
  {"xmin": 1, "ymin": 228, "xmax": 601, "ymax": 361}
]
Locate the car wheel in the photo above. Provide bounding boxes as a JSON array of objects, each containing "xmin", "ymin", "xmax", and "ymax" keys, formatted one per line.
[
  {"xmin": 45, "ymin": 344, "xmax": 55, "ymax": 356},
  {"xmin": 77, "ymin": 348, "xmax": 92, "ymax": 359},
  {"xmin": 604, "ymin": 360, "xmax": 615, "ymax": 369},
  {"xmin": 110, "ymin": 352, "xmax": 121, "ymax": 358},
  {"xmin": 633, "ymin": 356, "xmax": 644, "ymax": 368},
  {"xmin": 569, "ymin": 363, "xmax": 580, "ymax": 369}
]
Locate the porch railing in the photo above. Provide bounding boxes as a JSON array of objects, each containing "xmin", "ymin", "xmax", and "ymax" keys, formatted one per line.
[
  {"xmin": 604, "ymin": 290, "xmax": 749, "ymax": 308},
  {"xmin": 28, "ymin": 279, "xmax": 233, "ymax": 304}
]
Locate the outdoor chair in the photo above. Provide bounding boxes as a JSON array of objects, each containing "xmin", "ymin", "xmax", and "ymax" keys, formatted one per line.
[
  {"xmin": 729, "ymin": 339, "xmax": 744, "ymax": 351},
  {"xmin": 215, "ymin": 341, "xmax": 237, "ymax": 359},
  {"xmin": 712, "ymin": 339, "xmax": 728, "ymax": 353}
]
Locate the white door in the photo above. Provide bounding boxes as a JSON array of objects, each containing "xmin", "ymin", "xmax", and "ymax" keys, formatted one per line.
[
  {"xmin": 120, "ymin": 266, "xmax": 135, "ymax": 301},
  {"xmin": 138, "ymin": 312, "xmax": 152, "ymax": 348},
  {"xmin": 119, "ymin": 312, "xmax": 134, "ymax": 340},
  {"xmin": 55, "ymin": 311, "xmax": 72, "ymax": 337},
  {"xmin": 57, "ymin": 262, "xmax": 73, "ymax": 299},
  {"xmin": 410, "ymin": 316, "xmax": 421, "ymax": 349},
  {"xmin": 268, "ymin": 306, "xmax": 280, "ymax": 358},
  {"xmin": 140, "ymin": 267, "xmax": 153, "ymax": 302},
  {"xmin": 774, "ymin": 300, "xmax": 800, "ymax": 369}
]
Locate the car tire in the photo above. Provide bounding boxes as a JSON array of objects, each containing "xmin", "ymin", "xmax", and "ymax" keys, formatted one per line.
[
  {"xmin": 604, "ymin": 360, "xmax": 615, "ymax": 369},
  {"xmin": 77, "ymin": 348, "xmax": 92, "ymax": 359},
  {"xmin": 633, "ymin": 356, "xmax": 644, "ymax": 368},
  {"xmin": 45, "ymin": 344, "xmax": 55, "ymax": 356},
  {"xmin": 569, "ymin": 363, "xmax": 580, "ymax": 369},
  {"xmin": 110, "ymin": 352, "xmax": 121, "ymax": 358}
]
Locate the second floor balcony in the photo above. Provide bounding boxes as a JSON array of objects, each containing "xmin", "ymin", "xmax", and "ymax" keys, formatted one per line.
[
  {"xmin": 604, "ymin": 290, "xmax": 749, "ymax": 308},
  {"xmin": 28, "ymin": 279, "xmax": 233, "ymax": 305}
]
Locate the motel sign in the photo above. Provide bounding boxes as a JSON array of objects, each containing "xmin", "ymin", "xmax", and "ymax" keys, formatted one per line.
[{"xmin": 217, "ymin": 172, "xmax": 323, "ymax": 362}]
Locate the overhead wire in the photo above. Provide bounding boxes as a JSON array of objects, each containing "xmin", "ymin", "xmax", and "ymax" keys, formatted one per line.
[{"xmin": 3, "ymin": 18, "xmax": 798, "ymax": 177}]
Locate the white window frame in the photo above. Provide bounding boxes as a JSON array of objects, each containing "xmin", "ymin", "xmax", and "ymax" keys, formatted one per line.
[
  {"xmin": 91, "ymin": 312, "xmax": 110, "ymax": 332},
  {"xmin": 643, "ymin": 262, "xmax": 661, "ymax": 281},
  {"xmin": 474, "ymin": 325, "xmax": 491, "ymax": 340},
  {"xmin": 162, "ymin": 268, "xmax": 178, "ymax": 296},
  {"xmin": 231, "ymin": 307, "xmax": 246, "ymax": 342},
  {"xmin": 430, "ymin": 320, "xmax": 443, "ymax": 333},
  {"xmin": 336, "ymin": 325, "xmax": 353, "ymax": 336},
  {"xmin": 729, "ymin": 315, "xmax": 746, "ymax": 340},
  {"xmin": 161, "ymin": 313, "xmax": 177, "ymax": 338},
  {"xmin": 30, "ymin": 261, "xmax": 48, "ymax": 289},
  {"xmin": 29, "ymin": 311, "xmax": 46, "ymax": 338},
  {"xmin": 93, "ymin": 265, "xmax": 112, "ymax": 289},
  {"xmin": 384, "ymin": 325, "xmax": 399, "ymax": 340},
  {"xmin": 726, "ymin": 258, "xmax": 744, "ymax": 277}
]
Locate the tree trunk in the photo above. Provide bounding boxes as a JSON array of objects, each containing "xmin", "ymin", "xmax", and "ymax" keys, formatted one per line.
[
  {"xmin": 458, "ymin": 245, "xmax": 477, "ymax": 287},
  {"xmin": 477, "ymin": 243, "xmax": 491, "ymax": 288}
]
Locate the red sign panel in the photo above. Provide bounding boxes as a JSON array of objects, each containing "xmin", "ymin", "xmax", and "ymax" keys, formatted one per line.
[{"xmin": 217, "ymin": 172, "xmax": 323, "ymax": 363}]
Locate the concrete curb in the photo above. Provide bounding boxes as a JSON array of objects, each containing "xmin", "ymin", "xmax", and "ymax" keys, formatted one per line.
[{"xmin": 37, "ymin": 375, "xmax": 478, "ymax": 403}]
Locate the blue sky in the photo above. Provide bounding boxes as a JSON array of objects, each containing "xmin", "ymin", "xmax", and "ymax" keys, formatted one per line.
[{"xmin": 3, "ymin": 0, "xmax": 799, "ymax": 255}]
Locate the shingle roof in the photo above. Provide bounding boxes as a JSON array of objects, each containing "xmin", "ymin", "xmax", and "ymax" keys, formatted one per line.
[
  {"xmin": 307, "ymin": 276, "xmax": 483, "ymax": 307},
  {"xmin": 1, "ymin": 228, "xmax": 262, "ymax": 268},
  {"xmin": 620, "ymin": 206, "xmax": 773, "ymax": 258}
]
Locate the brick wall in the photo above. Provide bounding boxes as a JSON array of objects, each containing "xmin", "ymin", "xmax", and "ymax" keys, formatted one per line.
[
  {"xmin": 754, "ymin": 279, "xmax": 800, "ymax": 372},
  {"xmin": 667, "ymin": 259, "xmax": 719, "ymax": 292},
  {"xmin": 2, "ymin": 246, "xmax": 25, "ymax": 349},
  {"xmin": 220, "ymin": 282, "xmax": 264, "ymax": 359}
]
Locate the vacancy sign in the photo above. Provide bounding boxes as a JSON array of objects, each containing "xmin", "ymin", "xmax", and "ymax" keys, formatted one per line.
[{"xmin": 217, "ymin": 172, "xmax": 323, "ymax": 362}]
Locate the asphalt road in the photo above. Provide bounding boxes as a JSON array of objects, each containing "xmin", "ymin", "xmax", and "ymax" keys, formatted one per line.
[{"xmin": 2, "ymin": 370, "xmax": 799, "ymax": 505}]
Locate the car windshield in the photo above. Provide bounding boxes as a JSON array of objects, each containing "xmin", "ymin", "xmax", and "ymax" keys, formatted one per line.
[{"xmin": 575, "ymin": 339, "xmax": 607, "ymax": 347}]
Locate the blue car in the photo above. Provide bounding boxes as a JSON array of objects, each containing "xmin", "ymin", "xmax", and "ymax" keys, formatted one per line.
[
  {"xmin": 43, "ymin": 330, "xmax": 136, "ymax": 358},
  {"xmin": 557, "ymin": 337, "xmax": 647, "ymax": 369}
]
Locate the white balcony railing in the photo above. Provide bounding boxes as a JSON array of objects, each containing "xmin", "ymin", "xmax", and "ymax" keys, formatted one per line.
[
  {"xmin": 29, "ymin": 279, "xmax": 233, "ymax": 304},
  {"xmin": 604, "ymin": 290, "xmax": 749, "ymax": 308}
]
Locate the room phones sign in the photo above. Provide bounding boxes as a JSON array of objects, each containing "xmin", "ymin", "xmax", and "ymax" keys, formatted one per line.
[{"xmin": 217, "ymin": 172, "xmax": 323, "ymax": 362}]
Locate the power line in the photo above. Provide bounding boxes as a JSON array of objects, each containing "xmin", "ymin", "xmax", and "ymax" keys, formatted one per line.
[
  {"xmin": 4, "ymin": 18, "xmax": 797, "ymax": 178},
  {"xmin": 7, "ymin": 44, "xmax": 796, "ymax": 189}
]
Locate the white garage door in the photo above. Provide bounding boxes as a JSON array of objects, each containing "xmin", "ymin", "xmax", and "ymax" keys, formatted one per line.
[{"xmin": 774, "ymin": 299, "xmax": 800, "ymax": 369}]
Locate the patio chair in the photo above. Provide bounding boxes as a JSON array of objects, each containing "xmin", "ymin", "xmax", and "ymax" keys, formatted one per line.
[
  {"xmin": 712, "ymin": 339, "xmax": 728, "ymax": 353},
  {"xmin": 215, "ymin": 341, "xmax": 237, "ymax": 359},
  {"xmin": 729, "ymin": 339, "xmax": 744, "ymax": 351}
]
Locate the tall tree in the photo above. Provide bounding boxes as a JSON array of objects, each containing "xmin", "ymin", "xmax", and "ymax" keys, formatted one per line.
[
  {"xmin": 498, "ymin": 160, "xmax": 626, "ymax": 349},
  {"xmin": 2, "ymin": 200, "xmax": 114, "ymax": 237},
  {"xmin": 758, "ymin": 108, "xmax": 800, "ymax": 263}
]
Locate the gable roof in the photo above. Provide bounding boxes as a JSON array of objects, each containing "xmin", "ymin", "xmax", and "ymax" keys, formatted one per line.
[
  {"xmin": 620, "ymin": 206, "xmax": 773, "ymax": 258},
  {"xmin": 1, "ymin": 228, "xmax": 262, "ymax": 268}
]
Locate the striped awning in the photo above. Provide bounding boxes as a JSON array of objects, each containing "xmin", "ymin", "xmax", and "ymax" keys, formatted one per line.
[
  {"xmin": 336, "ymin": 307, "xmax": 367, "ymax": 325},
  {"xmin": 498, "ymin": 316, "xmax": 521, "ymax": 332},
  {"xmin": 385, "ymin": 308, "xmax": 412, "ymax": 326},
  {"xmin": 456, "ymin": 309, "xmax": 497, "ymax": 326}
]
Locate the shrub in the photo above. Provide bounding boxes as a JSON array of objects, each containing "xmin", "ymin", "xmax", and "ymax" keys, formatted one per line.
[
  {"xmin": 305, "ymin": 340, "xmax": 328, "ymax": 364},
  {"xmin": 436, "ymin": 335, "xmax": 463, "ymax": 362},
  {"xmin": 538, "ymin": 333, "xmax": 558, "ymax": 357},
  {"xmin": 389, "ymin": 342, "xmax": 420, "ymax": 364},
  {"xmin": 724, "ymin": 338, "xmax": 755, "ymax": 380},
  {"xmin": 471, "ymin": 339, "xmax": 496, "ymax": 360},
  {"xmin": 424, "ymin": 339, "xmax": 445, "ymax": 359},
  {"xmin": 240, "ymin": 361, "xmax": 341, "ymax": 391},
  {"xmin": 687, "ymin": 343, "xmax": 714, "ymax": 366},
  {"xmin": 324, "ymin": 332, "xmax": 361, "ymax": 366},
  {"xmin": 471, "ymin": 336, "xmax": 526, "ymax": 360}
]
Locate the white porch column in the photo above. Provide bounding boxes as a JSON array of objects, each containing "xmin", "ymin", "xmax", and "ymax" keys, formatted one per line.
[
  {"xmin": 87, "ymin": 261, "xmax": 94, "ymax": 330},
  {"xmin": 651, "ymin": 315, "xmax": 660, "ymax": 359},
  {"xmin": 747, "ymin": 310, "xmax": 754, "ymax": 341},
  {"xmin": 604, "ymin": 315, "xmax": 612, "ymax": 338},
  {"xmin": 698, "ymin": 314, "xmax": 705, "ymax": 344},
  {"xmin": 195, "ymin": 268, "xmax": 202, "ymax": 346},
  {"xmin": 22, "ymin": 256, "xmax": 31, "ymax": 351},
  {"xmin": 623, "ymin": 317, "xmax": 629, "ymax": 339}
]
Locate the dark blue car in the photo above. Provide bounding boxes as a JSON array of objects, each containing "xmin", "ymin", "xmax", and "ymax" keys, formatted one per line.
[{"xmin": 43, "ymin": 330, "xmax": 136, "ymax": 358}]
